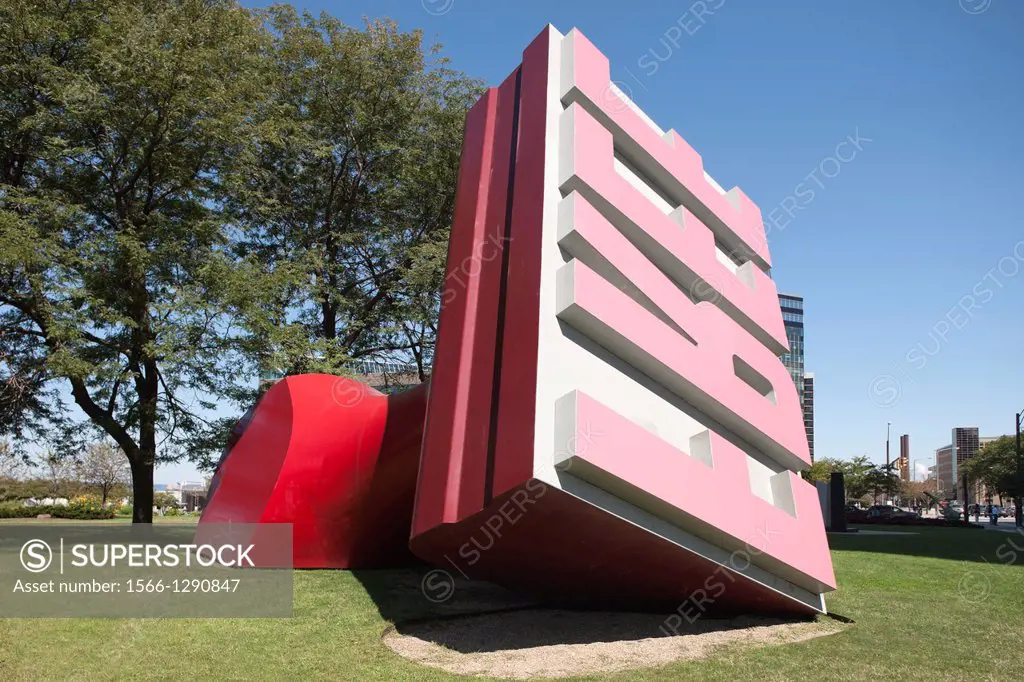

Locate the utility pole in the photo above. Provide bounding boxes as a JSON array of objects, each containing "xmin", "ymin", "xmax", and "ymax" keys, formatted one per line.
[
  {"xmin": 885, "ymin": 421, "xmax": 891, "ymax": 505},
  {"xmin": 1016, "ymin": 412, "xmax": 1022, "ymax": 528}
]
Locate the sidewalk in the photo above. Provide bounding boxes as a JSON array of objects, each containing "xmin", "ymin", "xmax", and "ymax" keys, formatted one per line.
[{"xmin": 981, "ymin": 523, "xmax": 1024, "ymax": 533}]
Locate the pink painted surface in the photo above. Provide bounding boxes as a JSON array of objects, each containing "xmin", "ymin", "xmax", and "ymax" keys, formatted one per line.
[
  {"xmin": 411, "ymin": 25, "xmax": 829, "ymax": 613},
  {"xmin": 556, "ymin": 185, "xmax": 807, "ymax": 467},
  {"xmin": 200, "ymin": 25, "xmax": 834, "ymax": 614},
  {"xmin": 558, "ymin": 103, "xmax": 788, "ymax": 355},
  {"xmin": 560, "ymin": 391, "xmax": 835, "ymax": 590},
  {"xmin": 558, "ymin": 258, "xmax": 810, "ymax": 469},
  {"xmin": 560, "ymin": 30, "xmax": 772, "ymax": 269}
]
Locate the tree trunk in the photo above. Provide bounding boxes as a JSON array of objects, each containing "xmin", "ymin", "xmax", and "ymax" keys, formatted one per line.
[
  {"xmin": 131, "ymin": 353, "xmax": 159, "ymax": 523},
  {"xmin": 131, "ymin": 458, "xmax": 154, "ymax": 523}
]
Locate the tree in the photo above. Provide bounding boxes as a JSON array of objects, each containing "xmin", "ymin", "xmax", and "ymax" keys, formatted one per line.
[
  {"xmin": 801, "ymin": 457, "xmax": 846, "ymax": 484},
  {"xmin": 232, "ymin": 7, "xmax": 482, "ymax": 382},
  {"xmin": 801, "ymin": 455, "xmax": 881, "ymax": 503},
  {"xmin": 864, "ymin": 464, "xmax": 902, "ymax": 505},
  {"xmin": 37, "ymin": 450, "xmax": 73, "ymax": 499},
  {"xmin": 839, "ymin": 456, "xmax": 874, "ymax": 502},
  {"xmin": 77, "ymin": 441, "xmax": 130, "ymax": 506},
  {"xmin": 153, "ymin": 491, "xmax": 178, "ymax": 510},
  {"xmin": 0, "ymin": 0, "xmax": 270, "ymax": 521},
  {"xmin": 901, "ymin": 479, "xmax": 934, "ymax": 506},
  {"xmin": 962, "ymin": 435, "xmax": 1020, "ymax": 502},
  {"xmin": 0, "ymin": 439, "xmax": 28, "ymax": 500}
]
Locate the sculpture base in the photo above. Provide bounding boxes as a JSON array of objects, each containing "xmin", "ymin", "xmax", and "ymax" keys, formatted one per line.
[{"xmin": 411, "ymin": 481, "xmax": 824, "ymax": 617}]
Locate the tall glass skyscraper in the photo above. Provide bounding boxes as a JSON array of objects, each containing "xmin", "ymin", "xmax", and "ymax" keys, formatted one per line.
[
  {"xmin": 778, "ymin": 294, "xmax": 804, "ymax": 390},
  {"xmin": 803, "ymin": 373, "xmax": 815, "ymax": 462},
  {"xmin": 778, "ymin": 293, "xmax": 813, "ymax": 460}
]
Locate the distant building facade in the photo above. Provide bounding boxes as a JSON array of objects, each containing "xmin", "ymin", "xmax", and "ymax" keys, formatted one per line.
[
  {"xmin": 899, "ymin": 434, "xmax": 910, "ymax": 482},
  {"xmin": 347, "ymin": 360, "xmax": 424, "ymax": 393},
  {"xmin": 803, "ymin": 373, "xmax": 814, "ymax": 462},
  {"xmin": 258, "ymin": 359, "xmax": 426, "ymax": 395},
  {"xmin": 934, "ymin": 428, "xmax": 1000, "ymax": 501},
  {"xmin": 779, "ymin": 294, "xmax": 804, "ymax": 392},
  {"xmin": 779, "ymin": 294, "xmax": 814, "ymax": 461},
  {"xmin": 154, "ymin": 481, "xmax": 208, "ymax": 511},
  {"xmin": 934, "ymin": 444, "xmax": 954, "ymax": 496},
  {"xmin": 952, "ymin": 427, "xmax": 980, "ymax": 500}
]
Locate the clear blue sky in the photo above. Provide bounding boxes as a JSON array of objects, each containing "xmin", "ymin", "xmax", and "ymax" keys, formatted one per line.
[{"xmin": 163, "ymin": 0, "xmax": 1024, "ymax": 482}]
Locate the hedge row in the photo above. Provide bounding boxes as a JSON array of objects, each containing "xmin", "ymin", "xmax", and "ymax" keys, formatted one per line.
[{"xmin": 0, "ymin": 502, "xmax": 116, "ymax": 520}]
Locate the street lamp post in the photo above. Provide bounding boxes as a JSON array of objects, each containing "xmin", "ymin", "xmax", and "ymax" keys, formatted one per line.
[{"xmin": 886, "ymin": 422, "xmax": 892, "ymax": 469}]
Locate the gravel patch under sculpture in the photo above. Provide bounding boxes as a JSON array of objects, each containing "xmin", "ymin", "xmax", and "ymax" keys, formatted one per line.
[{"xmin": 384, "ymin": 608, "xmax": 845, "ymax": 679}]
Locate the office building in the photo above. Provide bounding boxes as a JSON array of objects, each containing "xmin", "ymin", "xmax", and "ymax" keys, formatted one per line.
[
  {"xmin": 934, "ymin": 444, "xmax": 954, "ymax": 496},
  {"xmin": 934, "ymin": 428, "xmax": 998, "ymax": 500},
  {"xmin": 778, "ymin": 294, "xmax": 804, "ymax": 392},
  {"xmin": 779, "ymin": 293, "xmax": 814, "ymax": 461},
  {"xmin": 952, "ymin": 427, "xmax": 980, "ymax": 499},
  {"xmin": 803, "ymin": 373, "xmax": 815, "ymax": 461}
]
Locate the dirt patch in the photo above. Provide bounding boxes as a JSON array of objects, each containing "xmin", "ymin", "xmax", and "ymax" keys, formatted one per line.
[{"xmin": 384, "ymin": 609, "xmax": 844, "ymax": 679}]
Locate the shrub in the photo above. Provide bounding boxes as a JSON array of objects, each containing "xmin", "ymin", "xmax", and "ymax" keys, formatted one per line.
[
  {"xmin": 165, "ymin": 507, "xmax": 181, "ymax": 516},
  {"xmin": 0, "ymin": 503, "xmax": 56, "ymax": 518},
  {"xmin": 52, "ymin": 497, "xmax": 116, "ymax": 520},
  {"xmin": 117, "ymin": 504, "xmax": 133, "ymax": 516},
  {"xmin": 0, "ymin": 499, "xmax": 115, "ymax": 520}
]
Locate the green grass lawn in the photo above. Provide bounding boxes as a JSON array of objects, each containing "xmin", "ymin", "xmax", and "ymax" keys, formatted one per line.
[{"xmin": 0, "ymin": 525, "xmax": 1021, "ymax": 681}]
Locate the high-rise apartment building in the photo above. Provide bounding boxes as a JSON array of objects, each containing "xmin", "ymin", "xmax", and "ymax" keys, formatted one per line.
[{"xmin": 779, "ymin": 294, "xmax": 814, "ymax": 461}]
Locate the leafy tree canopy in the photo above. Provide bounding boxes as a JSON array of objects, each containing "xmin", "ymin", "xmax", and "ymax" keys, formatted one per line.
[
  {"xmin": 962, "ymin": 435, "xmax": 1020, "ymax": 501},
  {"xmin": 0, "ymin": 0, "xmax": 480, "ymax": 521}
]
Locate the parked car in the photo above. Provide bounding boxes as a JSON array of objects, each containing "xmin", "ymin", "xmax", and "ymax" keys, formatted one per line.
[
  {"xmin": 866, "ymin": 505, "xmax": 918, "ymax": 520},
  {"xmin": 845, "ymin": 506, "xmax": 869, "ymax": 523}
]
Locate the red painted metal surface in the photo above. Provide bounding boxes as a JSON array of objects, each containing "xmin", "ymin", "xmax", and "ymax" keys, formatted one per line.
[
  {"xmin": 200, "ymin": 375, "xmax": 427, "ymax": 568},
  {"xmin": 490, "ymin": 27, "xmax": 549, "ymax": 500}
]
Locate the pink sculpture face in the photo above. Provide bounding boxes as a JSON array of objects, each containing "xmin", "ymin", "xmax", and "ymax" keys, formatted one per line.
[
  {"xmin": 412, "ymin": 26, "xmax": 835, "ymax": 615},
  {"xmin": 201, "ymin": 24, "xmax": 836, "ymax": 618}
]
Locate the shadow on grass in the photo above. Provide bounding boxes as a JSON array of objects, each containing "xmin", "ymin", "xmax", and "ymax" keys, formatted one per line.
[
  {"xmin": 353, "ymin": 567, "xmax": 819, "ymax": 652},
  {"xmin": 829, "ymin": 524, "xmax": 1024, "ymax": 565},
  {"xmin": 351, "ymin": 566, "xmax": 541, "ymax": 624}
]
